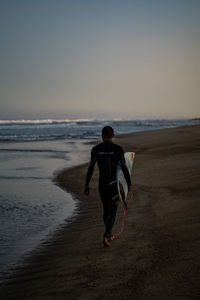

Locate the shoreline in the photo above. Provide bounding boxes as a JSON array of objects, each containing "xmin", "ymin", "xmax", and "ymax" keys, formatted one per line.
[
  {"xmin": 0, "ymin": 138, "xmax": 91, "ymax": 284},
  {"xmin": 1, "ymin": 125, "xmax": 200, "ymax": 299}
]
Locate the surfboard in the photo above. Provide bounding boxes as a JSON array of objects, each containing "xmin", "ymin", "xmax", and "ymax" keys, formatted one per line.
[{"xmin": 117, "ymin": 152, "xmax": 135, "ymax": 210}]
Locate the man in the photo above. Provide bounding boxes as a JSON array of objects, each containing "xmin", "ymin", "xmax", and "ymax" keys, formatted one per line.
[{"xmin": 84, "ymin": 126, "xmax": 131, "ymax": 247}]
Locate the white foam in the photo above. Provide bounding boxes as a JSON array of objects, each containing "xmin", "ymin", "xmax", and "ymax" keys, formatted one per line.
[{"xmin": 0, "ymin": 118, "xmax": 96, "ymax": 124}]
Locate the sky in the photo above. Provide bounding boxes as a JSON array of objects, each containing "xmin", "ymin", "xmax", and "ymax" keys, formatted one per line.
[{"xmin": 0, "ymin": 0, "xmax": 200, "ymax": 120}]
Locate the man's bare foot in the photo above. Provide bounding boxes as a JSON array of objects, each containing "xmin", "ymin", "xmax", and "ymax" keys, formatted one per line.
[
  {"xmin": 109, "ymin": 234, "xmax": 116, "ymax": 241},
  {"xmin": 103, "ymin": 237, "xmax": 111, "ymax": 247}
]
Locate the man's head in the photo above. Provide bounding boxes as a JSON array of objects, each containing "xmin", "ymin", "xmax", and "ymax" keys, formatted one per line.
[{"xmin": 102, "ymin": 126, "xmax": 114, "ymax": 141}]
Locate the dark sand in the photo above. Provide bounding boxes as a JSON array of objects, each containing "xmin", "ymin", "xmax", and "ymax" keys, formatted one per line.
[{"xmin": 1, "ymin": 125, "xmax": 200, "ymax": 299}]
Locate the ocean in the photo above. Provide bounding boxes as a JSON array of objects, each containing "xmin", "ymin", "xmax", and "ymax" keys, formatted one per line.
[
  {"xmin": 0, "ymin": 118, "xmax": 199, "ymax": 142},
  {"xmin": 0, "ymin": 118, "xmax": 199, "ymax": 281}
]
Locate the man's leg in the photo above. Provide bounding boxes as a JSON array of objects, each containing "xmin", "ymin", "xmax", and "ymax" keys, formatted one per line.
[
  {"xmin": 104, "ymin": 199, "xmax": 118, "ymax": 238},
  {"xmin": 99, "ymin": 184, "xmax": 108, "ymax": 222},
  {"xmin": 101, "ymin": 199, "xmax": 109, "ymax": 228},
  {"xmin": 99, "ymin": 186, "xmax": 112, "ymax": 246},
  {"xmin": 105, "ymin": 182, "xmax": 119, "ymax": 238},
  {"xmin": 99, "ymin": 183, "xmax": 119, "ymax": 246},
  {"xmin": 100, "ymin": 199, "xmax": 112, "ymax": 247}
]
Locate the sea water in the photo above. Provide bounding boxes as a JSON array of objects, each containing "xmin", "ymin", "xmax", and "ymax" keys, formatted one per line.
[
  {"xmin": 0, "ymin": 118, "xmax": 199, "ymax": 142},
  {"xmin": 0, "ymin": 118, "xmax": 199, "ymax": 281},
  {"xmin": 0, "ymin": 139, "xmax": 91, "ymax": 281}
]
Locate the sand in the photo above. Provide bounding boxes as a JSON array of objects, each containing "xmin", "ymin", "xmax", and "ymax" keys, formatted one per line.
[{"xmin": 1, "ymin": 125, "xmax": 200, "ymax": 299}]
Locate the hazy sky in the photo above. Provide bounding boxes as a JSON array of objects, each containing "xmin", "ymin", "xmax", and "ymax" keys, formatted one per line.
[{"xmin": 0, "ymin": 0, "xmax": 200, "ymax": 119}]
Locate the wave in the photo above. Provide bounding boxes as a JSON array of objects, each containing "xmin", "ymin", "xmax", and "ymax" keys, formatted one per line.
[
  {"xmin": 0, "ymin": 118, "xmax": 168, "ymax": 125},
  {"xmin": 0, "ymin": 118, "xmax": 133, "ymax": 124},
  {"xmin": 0, "ymin": 117, "xmax": 195, "ymax": 125},
  {"xmin": 0, "ymin": 119, "xmax": 96, "ymax": 125}
]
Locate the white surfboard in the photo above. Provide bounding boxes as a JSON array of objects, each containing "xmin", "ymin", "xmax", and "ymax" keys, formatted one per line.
[{"xmin": 117, "ymin": 152, "xmax": 135, "ymax": 209}]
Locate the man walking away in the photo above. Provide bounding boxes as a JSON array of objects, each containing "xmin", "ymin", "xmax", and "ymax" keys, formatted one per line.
[{"xmin": 84, "ymin": 126, "xmax": 131, "ymax": 247}]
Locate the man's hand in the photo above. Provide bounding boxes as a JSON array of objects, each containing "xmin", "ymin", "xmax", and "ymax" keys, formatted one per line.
[{"xmin": 84, "ymin": 185, "xmax": 90, "ymax": 196}]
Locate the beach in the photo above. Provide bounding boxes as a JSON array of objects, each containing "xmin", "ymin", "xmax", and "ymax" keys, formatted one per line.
[{"xmin": 1, "ymin": 124, "xmax": 200, "ymax": 299}]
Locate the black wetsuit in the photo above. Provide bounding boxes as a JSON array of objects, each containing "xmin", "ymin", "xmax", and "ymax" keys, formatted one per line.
[{"xmin": 85, "ymin": 140, "xmax": 131, "ymax": 238}]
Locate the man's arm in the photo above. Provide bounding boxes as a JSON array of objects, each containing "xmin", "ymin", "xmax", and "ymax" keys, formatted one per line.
[
  {"xmin": 119, "ymin": 149, "xmax": 131, "ymax": 188},
  {"xmin": 85, "ymin": 148, "xmax": 97, "ymax": 194}
]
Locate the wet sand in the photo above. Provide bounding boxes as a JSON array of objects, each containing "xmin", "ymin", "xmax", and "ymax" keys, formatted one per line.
[{"xmin": 1, "ymin": 125, "xmax": 200, "ymax": 299}]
